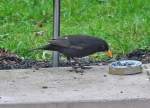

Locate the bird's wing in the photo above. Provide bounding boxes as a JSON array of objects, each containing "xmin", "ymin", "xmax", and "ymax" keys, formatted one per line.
[
  {"xmin": 66, "ymin": 36, "xmax": 96, "ymax": 49},
  {"xmin": 50, "ymin": 39, "xmax": 83, "ymax": 50}
]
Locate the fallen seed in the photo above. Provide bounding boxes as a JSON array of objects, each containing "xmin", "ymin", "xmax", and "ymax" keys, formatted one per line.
[{"xmin": 42, "ymin": 86, "xmax": 48, "ymax": 89}]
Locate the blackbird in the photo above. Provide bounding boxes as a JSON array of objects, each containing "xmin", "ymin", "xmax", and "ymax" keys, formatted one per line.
[{"xmin": 31, "ymin": 35, "xmax": 112, "ymax": 72}]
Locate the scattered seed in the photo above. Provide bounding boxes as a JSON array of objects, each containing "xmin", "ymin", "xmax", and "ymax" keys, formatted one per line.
[
  {"xmin": 120, "ymin": 91, "xmax": 123, "ymax": 93},
  {"xmin": 103, "ymin": 74, "xmax": 107, "ymax": 77},
  {"xmin": 73, "ymin": 89, "xmax": 79, "ymax": 91},
  {"xmin": 112, "ymin": 61, "xmax": 134, "ymax": 67},
  {"xmin": 42, "ymin": 86, "xmax": 48, "ymax": 89},
  {"xmin": 73, "ymin": 77, "xmax": 77, "ymax": 79}
]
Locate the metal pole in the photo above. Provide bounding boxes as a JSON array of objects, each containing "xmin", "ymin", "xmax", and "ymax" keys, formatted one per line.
[{"xmin": 52, "ymin": 0, "xmax": 60, "ymax": 67}]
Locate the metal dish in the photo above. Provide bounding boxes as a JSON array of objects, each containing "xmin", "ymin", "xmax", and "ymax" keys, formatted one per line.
[{"xmin": 109, "ymin": 60, "xmax": 142, "ymax": 75}]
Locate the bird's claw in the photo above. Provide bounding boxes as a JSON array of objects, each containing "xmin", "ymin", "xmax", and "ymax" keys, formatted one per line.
[
  {"xmin": 68, "ymin": 67, "xmax": 84, "ymax": 73},
  {"xmin": 80, "ymin": 66, "xmax": 92, "ymax": 69}
]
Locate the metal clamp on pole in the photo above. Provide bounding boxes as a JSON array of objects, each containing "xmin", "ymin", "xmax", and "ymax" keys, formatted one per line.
[{"xmin": 52, "ymin": 0, "xmax": 60, "ymax": 67}]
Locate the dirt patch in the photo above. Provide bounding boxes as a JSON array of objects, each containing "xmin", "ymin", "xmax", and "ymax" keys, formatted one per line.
[
  {"xmin": 0, "ymin": 48, "xmax": 150, "ymax": 70},
  {"xmin": 116, "ymin": 49, "xmax": 150, "ymax": 64}
]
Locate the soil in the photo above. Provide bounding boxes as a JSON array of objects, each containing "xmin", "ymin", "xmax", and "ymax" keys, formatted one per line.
[
  {"xmin": 116, "ymin": 49, "xmax": 150, "ymax": 63},
  {"xmin": 0, "ymin": 48, "xmax": 150, "ymax": 70}
]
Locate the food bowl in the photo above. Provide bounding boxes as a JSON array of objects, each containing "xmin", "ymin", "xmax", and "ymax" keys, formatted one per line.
[{"xmin": 109, "ymin": 60, "xmax": 142, "ymax": 75}]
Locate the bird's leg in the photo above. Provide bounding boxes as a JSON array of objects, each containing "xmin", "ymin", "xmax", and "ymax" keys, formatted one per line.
[
  {"xmin": 75, "ymin": 58, "xmax": 92, "ymax": 70},
  {"xmin": 67, "ymin": 57, "xmax": 91, "ymax": 71},
  {"xmin": 72, "ymin": 58, "xmax": 81, "ymax": 68},
  {"xmin": 66, "ymin": 57, "xmax": 77, "ymax": 68},
  {"xmin": 68, "ymin": 57, "xmax": 91, "ymax": 73},
  {"xmin": 66, "ymin": 57, "xmax": 71, "ymax": 65},
  {"xmin": 72, "ymin": 58, "xmax": 91, "ymax": 70},
  {"xmin": 70, "ymin": 58, "xmax": 83, "ymax": 73},
  {"xmin": 80, "ymin": 65, "xmax": 92, "ymax": 69},
  {"xmin": 67, "ymin": 57, "xmax": 79, "ymax": 72}
]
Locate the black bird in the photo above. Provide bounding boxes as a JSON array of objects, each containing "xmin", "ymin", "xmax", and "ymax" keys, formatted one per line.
[{"xmin": 31, "ymin": 35, "xmax": 112, "ymax": 71}]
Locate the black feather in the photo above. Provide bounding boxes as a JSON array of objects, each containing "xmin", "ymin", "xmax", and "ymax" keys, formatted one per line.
[{"xmin": 30, "ymin": 35, "xmax": 109, "ymax": 58}]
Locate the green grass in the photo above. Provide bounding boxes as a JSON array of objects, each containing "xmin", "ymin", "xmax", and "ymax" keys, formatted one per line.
[{"xmin": 1, "ymin": 0, "xmax": 150, "ymax": 60}]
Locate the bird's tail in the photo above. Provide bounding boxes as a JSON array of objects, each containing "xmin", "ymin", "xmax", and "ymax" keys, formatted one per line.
[{"xmin": 29, "ymin": 44, "xmax": 57, "ymax": 52}]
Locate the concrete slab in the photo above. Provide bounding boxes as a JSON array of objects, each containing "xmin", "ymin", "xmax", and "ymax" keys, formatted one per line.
[{"xmin": 0, "ymin": 64, "xmax": 150, "ymax": 108}]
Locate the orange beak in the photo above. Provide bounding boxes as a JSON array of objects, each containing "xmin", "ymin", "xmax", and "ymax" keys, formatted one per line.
[{"xmin": 105, "ymin": 49, "xmax": 112, "ymax": 58}]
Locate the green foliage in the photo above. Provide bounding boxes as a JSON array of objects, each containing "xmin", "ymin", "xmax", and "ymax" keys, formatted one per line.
[{"xmin": 0, "ymin": 0, "xmax": 150, "ymax": 60}]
